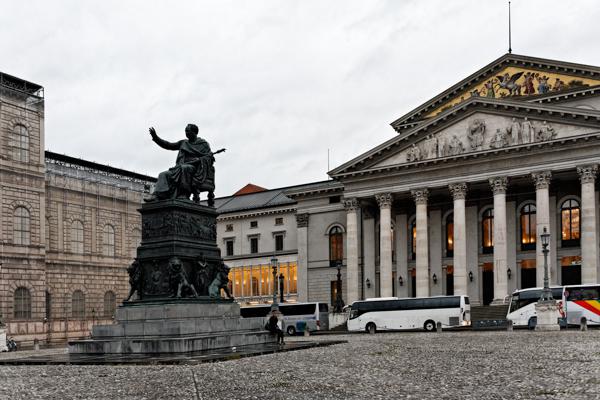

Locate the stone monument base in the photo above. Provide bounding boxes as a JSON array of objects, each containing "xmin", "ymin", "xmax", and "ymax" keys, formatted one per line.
[
  {"xmin": 534, "ymin": 301, "xmax": 561, "ymax": 331},
  {"xmin": 68, "ymin": 301, "xmax": 274, "ymax": 354}
]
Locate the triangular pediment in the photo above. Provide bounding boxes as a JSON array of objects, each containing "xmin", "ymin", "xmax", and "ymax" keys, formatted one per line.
[
  {"xmin": 330, "ymin": 98, "xmax": 600, "ymax": 179},
  {"xmin": 391, "ymin": 54, "xmax": 600, "ymax": 133}
]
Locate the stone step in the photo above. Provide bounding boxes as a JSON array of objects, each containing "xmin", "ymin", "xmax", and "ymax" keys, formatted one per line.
[{"xmin": 470, "ymin": 305, "xmax": 510, "ymax": 321}]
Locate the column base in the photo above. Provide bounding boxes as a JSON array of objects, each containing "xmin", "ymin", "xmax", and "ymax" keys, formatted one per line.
[{"xmin": 534, "ymin": 301, "xmax": 561, "ymax": 331}]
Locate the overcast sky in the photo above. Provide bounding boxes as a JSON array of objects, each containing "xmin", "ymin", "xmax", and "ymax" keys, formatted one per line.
[{"xmin": 3, "ymin": 0, "xmax": 600, "ymax": 197}]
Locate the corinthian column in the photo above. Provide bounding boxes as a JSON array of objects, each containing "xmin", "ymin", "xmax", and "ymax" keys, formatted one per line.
[
  {"xmin": 376, "ymin": 193, "xmax": 393, "ymax": 297},
  {"xmin": 578, "ymin": 165, "xmax": 598, "ymax": 284},
  {"xmin": 449, "ymin": 183, "xmax": 468, "ymax": 296},
  {"xmin": 411, "ymin": 188, "xmax": 429, "ymax": 297},
  {"xmin": 296, "ymin": 213, "xmax": 309, "ymax": 302},
  {"xmin": 531, "ymin": 171, "xmax": 552, "ymax": 286},
  {"xmin": 345, "ymin": 198, "xmax": 360, "ymax": 304},
  {"xmin": 489, "ymin": 177, "xmax": 508, "ymax": 303}
]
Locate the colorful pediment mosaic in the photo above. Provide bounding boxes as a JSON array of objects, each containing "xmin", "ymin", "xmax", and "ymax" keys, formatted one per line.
[{"xmin": 426, "ymin": 66, "xmax": 600, "ymax": 118}]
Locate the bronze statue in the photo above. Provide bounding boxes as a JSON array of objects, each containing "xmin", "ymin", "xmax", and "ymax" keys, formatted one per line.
[
  {"xmin": 168, "ymin": 256, "xmax": 199, "ymax": 298},
  {"xmin": 208, "ymin": 262, "xmax": 233, "ymax": 299},
  {"xmin": 124, "ymin": 259, "xmax": 142, "ymax": 301},
  {"xmin": 146, "ymin": 124, "xmax": 224, "ymax": 206}
]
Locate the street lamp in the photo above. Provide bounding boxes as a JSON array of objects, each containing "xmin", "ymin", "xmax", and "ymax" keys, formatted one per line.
[
  {"xmin": 271, "ymin": 257, "xmax": 278, "ymax": 311},
  {"xmin": 333, "ymin": 261, "xmax": 345, "ymax": 313},
  {"xmin": 278, "ymin": 273, "xmax": 284, "ymax": 304},
  {"xmin": 539, "ymin": 227, "xmax": 553, "ymax": 302}
]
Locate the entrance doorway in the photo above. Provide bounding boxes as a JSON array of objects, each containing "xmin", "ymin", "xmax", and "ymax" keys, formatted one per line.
[
  {"xmin": 445, "ymin": 265, "xmax": 454, "ymax": 296},
  {"xmin": 561, "ymin": 256, "xmax": 582, "ymax": 285},
  {"xmin": 482, "ymin": 263, "xmax": 494, "ymax": 305},
  {"xmin": 520, "ymin": 259, "xmax": 536, "ymax": 289}
]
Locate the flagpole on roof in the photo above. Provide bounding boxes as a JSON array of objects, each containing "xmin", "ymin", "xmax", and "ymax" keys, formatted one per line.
[{"xmin": 508, "ymin": 1, "xmax": 512, "ymax": 54}]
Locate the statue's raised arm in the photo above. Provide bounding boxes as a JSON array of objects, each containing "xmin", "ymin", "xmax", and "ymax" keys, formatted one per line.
[{"xmin": 145, "ymin": 123, "xmax": 219, "ymax": 206}]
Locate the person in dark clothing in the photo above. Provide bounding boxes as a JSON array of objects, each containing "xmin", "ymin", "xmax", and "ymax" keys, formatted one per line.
[{"xmin": 268, "ymin": 313, "xmax": 284, "ymax": 345}]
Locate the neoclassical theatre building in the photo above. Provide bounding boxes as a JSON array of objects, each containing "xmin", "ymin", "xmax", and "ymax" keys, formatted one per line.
[
  {"xmin": 289, "ymin": 54, "xmax": 600, "ymax": 307},
  {"xmin": 0, "ymin": 72, "xmax": 154, "ymax": 344}
]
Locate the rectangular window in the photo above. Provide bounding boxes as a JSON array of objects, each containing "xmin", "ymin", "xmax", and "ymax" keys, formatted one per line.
[
  {"xmin": 329, "ymin": 196, "xmax": 341, "ymax": 204},
  {"xmin": 275, "ymin": 217, "xmax": 283, "ymax": 225},
  {"xmin": 226, "ymin": 240, "xmax": 234, "ymax": 256},
  {"xmin": 250, "ymin": 221, "xmax": 258, "ymax": 229},
  {"xmin": 250, "ymin": 237, "xmax": 258, "ymax": 254},
  {"xmin": 226, "ymin": 224, "xmax": 233, "ymax": 232},
  {"xmin": 275, "ymin": 234, "xmax": 284, "ymax": 252}
]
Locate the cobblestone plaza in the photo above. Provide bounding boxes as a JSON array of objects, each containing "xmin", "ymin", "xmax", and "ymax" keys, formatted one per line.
[{"xmin": 1, "ymin": 330, "xmax": 599, "ymax": 399}]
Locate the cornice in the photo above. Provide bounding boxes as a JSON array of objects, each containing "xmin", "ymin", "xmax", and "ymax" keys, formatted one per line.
[{"xmin": 217, "ymin": 205, "xmax": 297, "ymax": 221}]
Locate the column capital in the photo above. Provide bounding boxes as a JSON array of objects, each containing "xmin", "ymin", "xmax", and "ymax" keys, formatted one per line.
[
  {"xmin": 531, "ymin": 171, "xmax": 552, "ymax": 190},
  {"xmin": 344, "ymin": 198, "xmax": 360, "ymax": 212},
  {"xmin": 449, "ymin": 182, "xmax": 468, "ymax": 200},
  {"xmin": 489, "ymin": 176, "xmax": 508, "ymax": 195},
  {"xmin": 411, "ymin": 188, "xmax": 429, "ymax": 205},
  {"xmin": 295, "ymin": 213, "xmax": 309, "ymax": 228},
  {"xmin": 375, "ymin": 193, "xmax": 393, "ymax": 209},
  {"xmin": 577, "ymin": 164, "xmax": 598, "ymax": 184}
]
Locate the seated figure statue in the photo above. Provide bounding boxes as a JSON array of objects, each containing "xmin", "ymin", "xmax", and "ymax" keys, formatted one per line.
[{"xmin": 146, "ymin": 124, "xmax": 219, "ymax": 206}]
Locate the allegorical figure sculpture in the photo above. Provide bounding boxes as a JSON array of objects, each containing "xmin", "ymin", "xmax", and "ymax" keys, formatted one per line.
[
  {"xmin": 146, "ymin": 124, "xmax": 224, "ymax": 206},
  {"xmin": 168, "ymin": 256, "xmax": 199, "ymax": 298},
  {"xmin": 208, "ymin": 262, "xmax": 234, "ymax": 299},
  {"xmin": 124, "ymin": 259, "xmax": 142, "ymax": 301}
]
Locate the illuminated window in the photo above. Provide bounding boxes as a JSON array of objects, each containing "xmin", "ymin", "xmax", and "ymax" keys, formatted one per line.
[
  {"xmin": 71, "ymin": 220, "xmax": 84, "ymax": 254},
  {"xmin": 102, "ymin": 225, "xmax": 115, "ymax": 256},
  {"xmin": 482, "ymin": 208, "xmax": 494, "ymax": 253},
  {"xmin": 410, "ymin": 220, "xmax": 417, "ymax": 260},
  {"xmin": 561, "ymin": 199, "xmax": 580, "ymax": 247},
  {"xmin": 520, "ymin": 204, "xmax": 536, "ymax": 251},
  {"xmin": 13, "ymin": 124, "xmax": 29, "ymax": 162},
  {"xmin": 14, "ymin": 287, "xmax": 31, "ymax": 319},
  {"xmin": 446, "ymin": 214, "xmax": 454, "ymax": 257},
  {"xmin": 72, "ymin": 290, "xmax": 85, "ymax": 318},
  {"xmin": 329, "ymin": 226, "xmax": 343, "ymax": 267},
  {"xmin": 103, "ymin": 291, "xmax": 116, "ymax": 318},
  {"xmin": 13, "ymin": 206, "xmax": 30, "ymax": 245}
]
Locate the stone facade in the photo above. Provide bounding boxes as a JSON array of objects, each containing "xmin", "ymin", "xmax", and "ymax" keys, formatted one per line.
[{"xmin": 0, "ymin": 73, "xmax": 154, "ymax": 345}]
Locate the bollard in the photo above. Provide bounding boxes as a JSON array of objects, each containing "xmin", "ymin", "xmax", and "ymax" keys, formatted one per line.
[
  {"xmin": 581, "ymin": 317, "xmax": 588, "ymax": 331},
  {"xmin": 507, "ymin": 320, "xmax": 513, "ymax": 332},
  {"xmin": 436, "ymin": 322, "xmax": 442, "ymax": 333}
]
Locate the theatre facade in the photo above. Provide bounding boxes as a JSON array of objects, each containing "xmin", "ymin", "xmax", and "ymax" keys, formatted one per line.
[{"xmin": 289, "ymin": 54, "xmax": 600, "ymax": 307}]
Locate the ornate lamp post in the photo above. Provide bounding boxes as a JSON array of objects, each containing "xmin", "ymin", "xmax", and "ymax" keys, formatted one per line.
[
  {"xmin": 278, "ymin": 273, "xmax": 285, "ymax": 304},
  {"xmin": 539, "ymin": 227, "xmax": 553, "ymax": 302},
  {"xmin": 534, "ymin": 227, "xmax": 560, "ymax": 331},
  {"xmin": 271, "ymin": 257, "xmax": 278, "ymax": 311},
  {"xmin": 333, "ymin": 261, "xmax": 345, "ymax": 313}
]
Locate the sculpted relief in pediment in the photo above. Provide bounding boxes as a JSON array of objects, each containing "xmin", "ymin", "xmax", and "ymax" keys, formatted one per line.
[{"xmin": 379, "ymin": 112, "xmax": 595, "ymax": 168}]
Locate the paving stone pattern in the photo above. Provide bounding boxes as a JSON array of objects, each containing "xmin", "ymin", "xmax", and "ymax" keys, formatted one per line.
[{"xmin": 1, "ymin": 330, "xmax": 600, "ymax": 399}]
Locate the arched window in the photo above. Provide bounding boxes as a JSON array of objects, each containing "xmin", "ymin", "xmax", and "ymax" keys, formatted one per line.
[
  {"xmin": 13, "ymin": 124, "xmax": 29, "ymax": 162},
  {"xmin": 102, "ymin": 225, "xmax": 115, "ymax": 256},
  {"xmin": 410, "ymin": 220, "xmax": 417, "ymax": 260},
  {"xmin": 45, "ymin": 290, "xmax": 52, "ymax": 320},
  {"xmin": 71, "ymin": 220, "xmax": 84, "ymax": 254},
  {"xmin": 446, "ymin": 213, "xmax": 454, "ymax": 257},
  {"xmin": 520, "ymin": 204, "xmax": 536, "ymax": 251},
  {"xmin": 72, "ymin": 290, "xmax": 85, "ymax": 318},
  {"xmin": 482, "ymin": 208, "xmax": 494, "ymax": 254},
  {"xmin": 103, "ymin": 291, "xmax": 116, "ymax": 318},
  {"xmin": 328, "ymin": 226, "xmax": 343, "ymax": 267},
  {"xmin": 13, "ymin": 206, "xmax": 31, "ymax": 245},
  {"xmin": 561, "ymin": 199, "xmax": 580, "ymax": 247},
  {"xmin": 14, "ymin": 287, "xmax": 31, "ymax": 319}
]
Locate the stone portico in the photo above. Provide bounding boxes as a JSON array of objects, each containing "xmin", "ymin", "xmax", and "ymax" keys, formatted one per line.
[{"xmin": 288, "ymin": 54, "xmax": 600, "ymax": 307}]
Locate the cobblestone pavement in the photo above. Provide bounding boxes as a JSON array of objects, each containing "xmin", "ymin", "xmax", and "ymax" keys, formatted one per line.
[{"xmin": 1, "ymin": 330, "xmax": 600, "ymax": 399}]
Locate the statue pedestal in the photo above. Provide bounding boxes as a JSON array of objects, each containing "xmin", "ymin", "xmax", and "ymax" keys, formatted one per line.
[
  {"xmin": 69, "ymin": 301, "xmax": 273, "ymax": 354},
  {"xmin": 69, "ymin": 199, "xmax": 275, "ymax": 354},
  {"xmin": 534, "ymin": 301, "xmax": 561, "ymax": 331}
]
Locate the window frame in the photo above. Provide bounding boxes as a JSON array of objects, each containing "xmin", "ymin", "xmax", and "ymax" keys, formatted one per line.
[
  {"xmin": 102, "ymin": 224, "xmax": 115, "ymax": 256},
  {"xmin": 72, "ymin": 290, "xmax": 86, "ymax": 319},
  {"xmin": 481, "ymin": 208, "xmax": 494, "ymax": 254},
  {"xmin": 445, "ymin": 213, "xmax": 454, "ymax": 258},
  {"xmin": 13, "ymin": 124, "xmax": 29, "ymax": 162},
  {"xmin": 14, "ymin": 287, "xmax": 32, "ymax": 319},
  {"xmin": 520, "ymin": 203, "xmax": 536, "ymax": 251},
  {"xmin": 71, "ymin": 220, "xmax": 84, "ymax": 254},
  {"xmin": 561, "ymin": 199, "xmax": 581, "ymax": 247},
  {"xmin": 13, "ymin": 206, "xmax": 31, "ymax": 245},
  {"xmin": 328, "ymin": 226, "xmax": 344, "ymax": 267}
]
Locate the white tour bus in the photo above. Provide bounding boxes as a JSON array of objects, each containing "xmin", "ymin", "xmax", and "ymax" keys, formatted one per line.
[
  {"xmin": 507, "ymin": 284, "xmax": 600, "ymax": 328},
  {"xmin": 506, "ymin": 286, "xmax": 564, "ymax": 328},
  {"xmin": 240, "ymin": 302, "xmax": 329, "ymax": 335},
  {"xmin": 347, "ymin": 295, "xmax": 470, "ymax": 333}
]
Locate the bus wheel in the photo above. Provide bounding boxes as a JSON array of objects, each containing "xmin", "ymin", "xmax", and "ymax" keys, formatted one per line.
[
  {"xmin": 424, "ymin": 320, "xmax": 436, "ymax": 332},
  {"xmin": 528, "ymin": 317, "xmax": 537, "ymax": 330},
  {"xmin": 366, "ymin": 322, "xmax": 377, "ymax": 334},
  {"xmin": 286, "ymin": 326, "xmax": 296, "ymax": 336}
]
